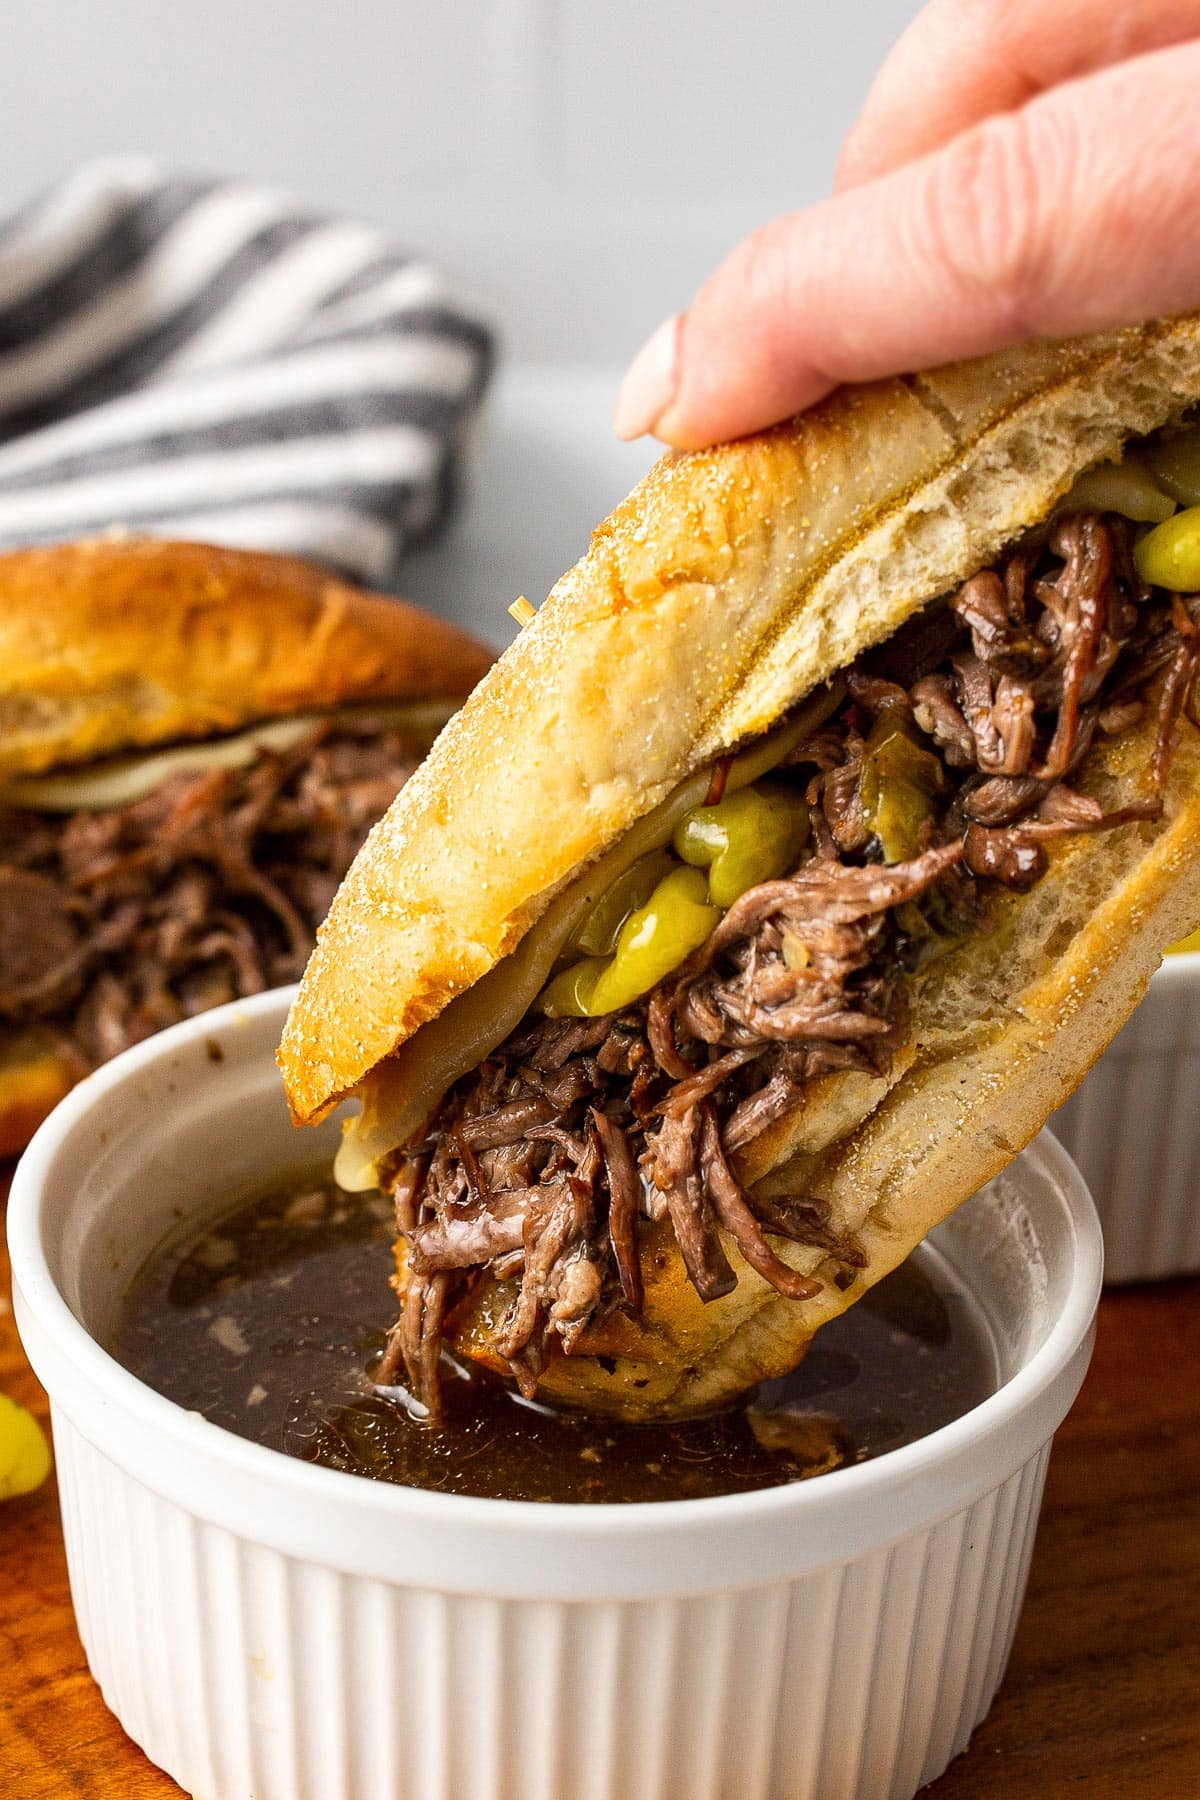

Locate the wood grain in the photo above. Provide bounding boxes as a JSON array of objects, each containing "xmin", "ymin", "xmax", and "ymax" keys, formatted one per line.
[
  {"xmin": 2, "ymin": 1169, "xmax": 1197, "ymax": 1799},
  {"xmin": 0, "ymin": 1171, "xmax": 177, "ymax": 1797}
]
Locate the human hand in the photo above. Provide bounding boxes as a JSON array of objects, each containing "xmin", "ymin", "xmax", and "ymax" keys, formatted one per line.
[{"xmin": 613, "ymin": 0, "xmax": 1200, "ymax": 448}]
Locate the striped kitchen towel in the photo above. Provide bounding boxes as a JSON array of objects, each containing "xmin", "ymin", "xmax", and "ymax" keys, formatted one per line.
[{"xmin": 0, "ymin": 159, "xmax": 495, "ymax": 584}]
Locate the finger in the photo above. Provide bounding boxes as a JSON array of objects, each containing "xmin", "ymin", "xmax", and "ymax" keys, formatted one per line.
[
  {"xmin": 836, "ymin": 0, "xmax": 1200, "ymax": 190},
  {"xmin": 614, "ymin": 42, "xmax": 1200, "ymax": 448}
]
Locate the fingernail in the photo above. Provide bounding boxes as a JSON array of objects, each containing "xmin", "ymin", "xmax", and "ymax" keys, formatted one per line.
[{"xmin": 613, "ymin": 314, "xmax": 682, "ymax": 439}]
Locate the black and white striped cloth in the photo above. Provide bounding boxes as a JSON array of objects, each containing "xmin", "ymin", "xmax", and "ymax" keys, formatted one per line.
[{"xmin": 0, "ymin": 159, "xmax": 495, "ymax": 584}]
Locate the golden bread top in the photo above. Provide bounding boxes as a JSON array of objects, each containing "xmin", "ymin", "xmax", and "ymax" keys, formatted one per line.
[
  {"xmin": 280, "ymin": 313, "xmax": 1200, "ymax": 1123},
  {"xmin": 0, "ymin": 537, "xmax": 494, "ymax": 780}
]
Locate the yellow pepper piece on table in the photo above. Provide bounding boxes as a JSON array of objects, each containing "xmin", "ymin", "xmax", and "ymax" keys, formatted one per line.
[{"xmin": 0, "ymin": 1392, "xmax": 51, "ymax": 1499}]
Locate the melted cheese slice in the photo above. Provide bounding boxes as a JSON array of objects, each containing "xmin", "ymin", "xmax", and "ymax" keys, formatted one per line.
[
  {"xmin": 335, "ymin": 684, "xmax": 844, "ymax": 1189},
  {"xmin": 0, "ymin": 700, "xmax": 455, "ymax": 814}
]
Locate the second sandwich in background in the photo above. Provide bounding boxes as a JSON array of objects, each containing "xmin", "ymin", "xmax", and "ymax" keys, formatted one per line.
[{"xmin": 0, "ymin": 537, "xmax": 493, "ymax": 1156}]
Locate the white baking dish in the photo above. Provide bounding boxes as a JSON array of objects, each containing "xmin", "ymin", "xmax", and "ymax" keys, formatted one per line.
[
  {"xmin": 1050, "ymin": 950, "xmax": 1200, "ymax": 1284},
  {"xmin": 9, "ymin": 989, "xmax": 1101, "ymax": 1800}
]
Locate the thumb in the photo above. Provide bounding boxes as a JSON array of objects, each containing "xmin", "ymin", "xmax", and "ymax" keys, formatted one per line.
[{"xmin": 614, "ymin": 41, "xmax": 1200, "ymax": 449}]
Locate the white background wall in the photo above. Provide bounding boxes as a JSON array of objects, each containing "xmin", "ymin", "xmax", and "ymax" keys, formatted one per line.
[
  {"xmin": 3, "ymin": 0, "xmax": 922, "ymax": 364},
  {"xmin": 3, "ymin": 0, "xmax": 925, "ymax": 631}
]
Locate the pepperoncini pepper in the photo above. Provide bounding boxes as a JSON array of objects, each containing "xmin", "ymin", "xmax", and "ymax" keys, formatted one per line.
[
  {"xmin": 672, "ymin": 782, "xmax": 809, "ymax": 908},
  {"xmin": 591, "ymin": 867, "xmax": 721, "ymax": 1013},
  {"xmin": 858, "ymin": 713, "xmax": 946, "ymax": 864},
  {"xmin": 569, "ymin": 849, "xmax": 675, "ymax": 956},
  {"xmin": 540, "ymin": 867, "xmax": 721, "ymax": 1017},
  {"xmin": 0, "ymin": 1393, "xmax": 51, "ymax": 1500},
  {"xmin": 538, "ymin": 955, "xmax": 607, "ymax": 1017},
  {"xmin": 1134, "ymin": 505, "xmax": 1200, "ymax": 592}
]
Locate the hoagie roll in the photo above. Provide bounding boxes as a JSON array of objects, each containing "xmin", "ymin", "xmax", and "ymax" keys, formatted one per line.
[{"xmin": 282, "ymin": 317, "xmax": 1200, "ymax": 1419}]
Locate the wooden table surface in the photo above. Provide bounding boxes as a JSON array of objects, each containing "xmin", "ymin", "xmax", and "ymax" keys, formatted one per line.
[{"xmin": 2, "ymin": 1170, "xmax": 1197, "ymax": 1799}]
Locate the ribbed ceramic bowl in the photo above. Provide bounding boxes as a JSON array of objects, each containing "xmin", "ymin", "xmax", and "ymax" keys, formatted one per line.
[
  {"xmin": 9, "ymin": 989, "xmax": 1102, "ymax": 1800},
  {"xmin": 1050, "ymin": 951, "xmax": 1200, "ymax": 1284}
]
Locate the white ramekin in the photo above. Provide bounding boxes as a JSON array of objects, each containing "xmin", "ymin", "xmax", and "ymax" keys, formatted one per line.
[
  {"xmin": 9, "ymin": 990, "xmax": 1101, "ymax": 1800},
  {"xmin": 1049, "ymin": 950, "xmax": 1200, "ymax": 1284}
]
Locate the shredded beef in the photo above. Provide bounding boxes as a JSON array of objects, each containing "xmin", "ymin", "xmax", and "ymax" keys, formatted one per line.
[
  {"xmin": 671, "ymin": 843, "xmax": 964, "ymax": 1052},
  {"xmin": 0, "ymin": 867, "xmax": 84, "ymax": 1016},
  {"xmin": 593, "ymin": 1109, "xmax": 643, "ymax": 1311},
  {"xmin": 387, "ymin": 514, "xmax": 1200, "ymax": 1409},
  {"xmin": 0, "ymin": 715, "xmax": 419, "ymax": 1068},
  {"xmin": 698, "ymin": 1105, "xmax": 822, "ymax": 1300}
]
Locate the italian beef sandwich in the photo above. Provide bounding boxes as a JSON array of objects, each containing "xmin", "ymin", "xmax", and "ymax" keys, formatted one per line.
[
  {"xmin": 0, "ymin": 538, "xmax": 493, "ymax": 1157},
  {"xmin": 281, "ymin": 316, "xmax": 1200, "ymax": 1421}
]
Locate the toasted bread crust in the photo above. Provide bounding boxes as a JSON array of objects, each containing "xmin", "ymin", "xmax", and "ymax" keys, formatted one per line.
[
  {"xmin": 0, "ymin": 538, "xmax": 494, "ymax": 780},
  {"xmin": 280, "ymin": 313, "xmax": 1200, "ymax": 1122}
]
